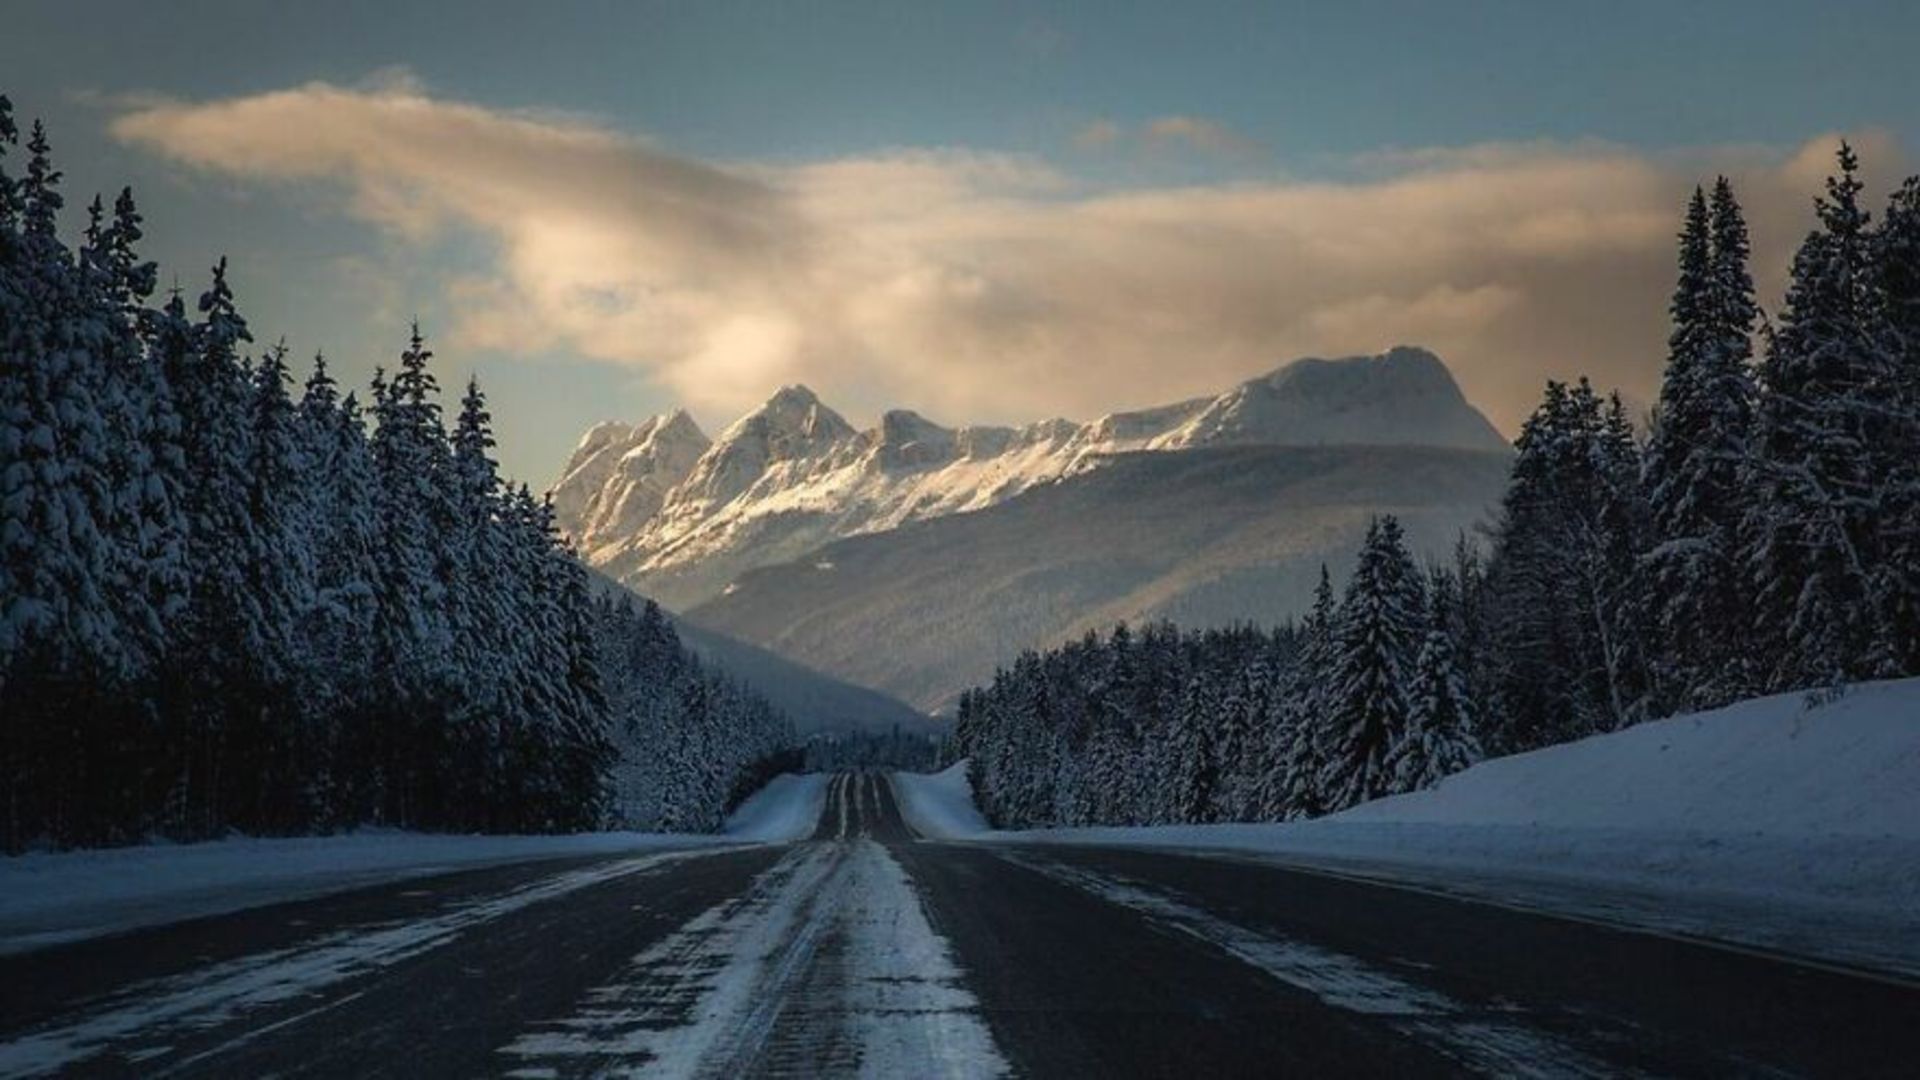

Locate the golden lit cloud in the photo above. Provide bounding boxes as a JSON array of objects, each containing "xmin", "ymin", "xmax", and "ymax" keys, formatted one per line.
[{"xmin": 111, "ymin": 82, "xmax": 1900, "ymax": 434}]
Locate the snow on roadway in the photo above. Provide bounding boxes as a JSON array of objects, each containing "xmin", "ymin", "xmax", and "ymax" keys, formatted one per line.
[
  {"xmin": 0, "ymin": 773, "xmax": 830, "ymax": 956},
  {"xmin": 502, "ymin": 780, "xmax": 1006, "ymax": 1079},
  {"xmin": 1002, "ymin": 852, "xmax": 1619, "ymax": 1079},
  {"xmin": 0, "ymin": 851, "xmax": 706, "ymax": 1079},
  {"xmin": 896, "ymin": 678, "xmax": 1920, "ymax": 977}
]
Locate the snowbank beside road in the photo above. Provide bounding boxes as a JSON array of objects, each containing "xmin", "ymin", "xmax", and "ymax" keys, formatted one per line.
[
  {"xmin": 1329, "ymin": 678, "xmax": 1920, "ymax": 837},
  {"xmin": 0, "ymin": 772, "xmax": 828, "ymax": 955},
  {"xmin": 903, "ymin": 680, "xmax": 1920, "ymax": 977},
  {"xmin": 726, "ymin": 772, "xmax": 830, "ymax": 842},
  {"xmin": 891, "ymin": 762, "xmax": 991, "ymax": 839}
]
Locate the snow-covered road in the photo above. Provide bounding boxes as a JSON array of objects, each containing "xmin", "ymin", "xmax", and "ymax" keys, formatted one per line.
[
  {"xmin": 3, "ymin": 771, "xmax": 1917, "ymax": 1077},
  {"xmin": 501, "ymin": 776, "xmax": 1004, "ymax": 1078}
]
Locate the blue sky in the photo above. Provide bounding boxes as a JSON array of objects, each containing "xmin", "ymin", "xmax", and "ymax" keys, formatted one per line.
[{"xmin": 6, "ymin": 1, "xmax": 1918, "ymax": 483}]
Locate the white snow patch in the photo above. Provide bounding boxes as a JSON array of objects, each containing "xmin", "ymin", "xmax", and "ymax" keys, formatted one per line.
[
  {"xmin": 0, "ymin": 852, "xmax": 701, "ymax": 1077},
  {"xmin": 891, "ymin": 763, "xmax": 991, "ymax": 840},
  {"xmin": 725, "ymin": 773, "xmax": 830, "ymax": 843}
]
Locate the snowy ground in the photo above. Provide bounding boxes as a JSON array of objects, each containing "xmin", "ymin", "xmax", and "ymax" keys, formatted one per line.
[
  {"xmin": 890, "ymin": 761, "xmax": 991, "ymax": 840},
  {"xmin": 0, "ymin": 773, "xmax": 829, "ymax": 956},
  {"xmin": 896, "ymin": 678, "xmax": 1920, "ymax": 978},
  {"xmin": 724, "ymin": 772, "xmax": 831, "ymax": 842}
]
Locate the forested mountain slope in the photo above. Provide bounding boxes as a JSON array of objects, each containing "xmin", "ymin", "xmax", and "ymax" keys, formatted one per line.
[{"xmin": 584, "ymin": 570, "xmax": 933, "ymax": 736}]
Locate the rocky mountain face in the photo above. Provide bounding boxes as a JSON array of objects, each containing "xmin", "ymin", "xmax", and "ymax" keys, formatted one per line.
[
  {"xmin": 552, "ymin": 346, "xmax": 1509, "ymax": 611},
  {"xmin": 684, "ymin": 444, "xmax": 1513, "ymax": 711}
]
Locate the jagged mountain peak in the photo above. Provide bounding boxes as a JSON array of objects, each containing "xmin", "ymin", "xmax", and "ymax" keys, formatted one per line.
[
  {"xmin": 573, "ymin": 419, "xmax": 635, "ymax": 457},
  {"xmin": 552, "ymin": 408, "xmax": 714, "ymax": 556},
  {"xmin": 719, "ymin": 383, "xmax": 856, "ymax": 452},
  {"xmin": 646, "ymin": 407, "xmax": 709, "ymax": 446},
  {"xmin": 877, "ymin": 408, "xmax": 949, "ymax": 441},
  {"xmin": 554, "ymin": 345, "xmax": 1510, "ymax": 609}
]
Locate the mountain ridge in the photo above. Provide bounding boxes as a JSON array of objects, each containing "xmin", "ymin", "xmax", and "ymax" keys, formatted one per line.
[{"xmin": 553, "ymin": 346, "xmax": 1508, "ymax": 610}]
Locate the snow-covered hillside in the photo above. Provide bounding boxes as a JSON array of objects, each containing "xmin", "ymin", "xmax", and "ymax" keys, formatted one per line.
[
  {"xmin": 898, "ymin": 679, "xmax": 1920, "ymax": 976},
  {"xmin": 553, "ymin": 347, "xmax": 1507, "ymax": 609}
]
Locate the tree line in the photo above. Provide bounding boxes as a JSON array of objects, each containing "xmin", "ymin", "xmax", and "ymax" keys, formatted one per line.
[
  {"xmin": 956, "ymin": 145, "xmax": 1920, "ymax": 829},
  {"xmin": 0, "ymin": 97, "xmax": 791, "ymax": 851}
]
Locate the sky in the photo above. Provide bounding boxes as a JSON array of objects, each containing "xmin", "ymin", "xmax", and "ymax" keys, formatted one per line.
[{"xmin": 5, "ymin": 1, "xmax": 1919, "ymax": 485}]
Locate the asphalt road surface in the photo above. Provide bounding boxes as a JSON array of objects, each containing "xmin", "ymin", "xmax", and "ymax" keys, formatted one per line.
[{"xmin": 3, "ymin": 771, "xmax": 1916, "ymax": 1077}]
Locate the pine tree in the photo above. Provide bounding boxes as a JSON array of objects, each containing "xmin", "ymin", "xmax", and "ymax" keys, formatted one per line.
[
  {"xmin": 246, "ymin": 341, "xmax": 311, "ymax": 677},
  {"xmin": 1748, "ymin": 142, "xmax": 1898, "ymax": 688},
  {"xmin": 448, "ymin": 375, "xmax": 509, "ymax": 738},
  {"xmin": 0, "ymin": 108, "xmax": 791, "ymax": 845},
  {"xmin": 78, "ymin": 189, "xmax": 183, "ymax": 681},
  {"xmin": 1389, "ymin": 573, "xmax": 1482, "ymax": 792},
  {"xmin": 367, "ymin": 327, "xmax": 460, "ymax": 822},
  {"xmin": 1272, "ymin": 565, "xmax": 1336, "ymax": 819},
  {"xmin": 1483, "ymin": 378, "xmax": 1650, "ymax": 751},
  {"xmin": 1874, "ymin": 175, "xmax": 1920, "ymax": 673},
  {"xmin": 1643, "ymin": 181, "xmax": 1758, "ymax": 708},
  {"xmin": 1317, "ymin": 517, "xmax": 1425, "ymax": 812},
  {"xmin": 1170, "ymin": 675, "xmax": 1218, "ymax": 824},
  {"xmin": 1, "ymin": 120, "xmax": 126, "ymax": 681}
]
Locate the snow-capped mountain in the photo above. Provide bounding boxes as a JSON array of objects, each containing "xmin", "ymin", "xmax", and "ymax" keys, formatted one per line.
[
  {"xmin": 552, "ymin": 346, "xmax": 1507, "ymax": 610},
  {"xmin": 550, "ymin": 409, "xmax": 711, "ymax": 552}
]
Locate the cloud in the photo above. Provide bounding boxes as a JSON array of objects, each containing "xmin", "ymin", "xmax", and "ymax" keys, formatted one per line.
[
  {"xmin": 1140, "ymin": 116, "xmax": 1260, "ymax": 158},
  {"xmin": 110, "ymin": 82, "xmax": 1901, "ymax": 437},
  {"xmin": 1073, "ymin": 115, "xmax": 1260, "ymax": 159},
  {"xmin": 1072, "ymin": 119, "xmax": 1121, "ymax": 151}
]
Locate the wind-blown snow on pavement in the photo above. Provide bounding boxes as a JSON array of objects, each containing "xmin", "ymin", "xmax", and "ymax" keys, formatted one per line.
[
  {"xmin": 502, "ymin": 835, "xmax": 1006, "ymax": 1078},
  {"xmin": 0, "ymin": 851, "xmax": 707, "ymax": 1077}
]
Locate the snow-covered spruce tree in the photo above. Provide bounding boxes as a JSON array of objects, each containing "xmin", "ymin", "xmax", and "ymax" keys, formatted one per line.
[
  {"xmin": 444, "ymin": 375, "xmax": 515, "ymax": 809},
  {"xmin": 1316, "ymin": 516, "xmax": 1426, "ymax": 812},
  {"xmin": 1212, "ymin": 634, "xmax": 1278, "ymax": 823},
  {"xmin": 0, "ymin": 105, "xmax": 794, "ymax": 846},
  {"xmin": 1267, "ymin": 565, "xmax": 1336, "ymax": 820},
  {"xmin": 1448, "ymin": 533, "xmax": 1492, "ymax": 715},
  {"xmin": 79, "ymin": 188, "xmax": 187, "ymax": 686},
  {"xmin": 297, "ymin": 362, "xmax": 381, "ymax": 709},
  {"xmin": 228, "ymin": 341, "xmax": 320, "ymax": 828},
  {"xmin": 1874, "ymin": 175, "xmax": 1920, "ymax": 674},
  {"xmin": 1388, "ymin": 569, "xmax": 1482, "ymax": 792},
  {"xmin": 1170, "ymin": 673, "xmax": 1219, "ymax": 824},
  {"xmin": 1746, "ymin": 143, "xmax": 1901, "ymax": 689},
  {"xmin": 1594, "ymin": 390, "xmax": 1656, "ymax": 718},
  {"xmin": 1642, "ymin": 181, "xmax": 1759, "ymax": 710},
  {"xmin": 1481, "ymin": 378, "xmax": 1651, "ymax": 752},
  {"xmin": 0, "ymin": 120, "xmax": 127, "ymax": 686},
  {"xmin": 546, "ymin": 503, "xmax": 615, "ymax": 831},
  {"xmin": 366, "ymin": 328, "xmax": 460, "ymax": 822}
]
